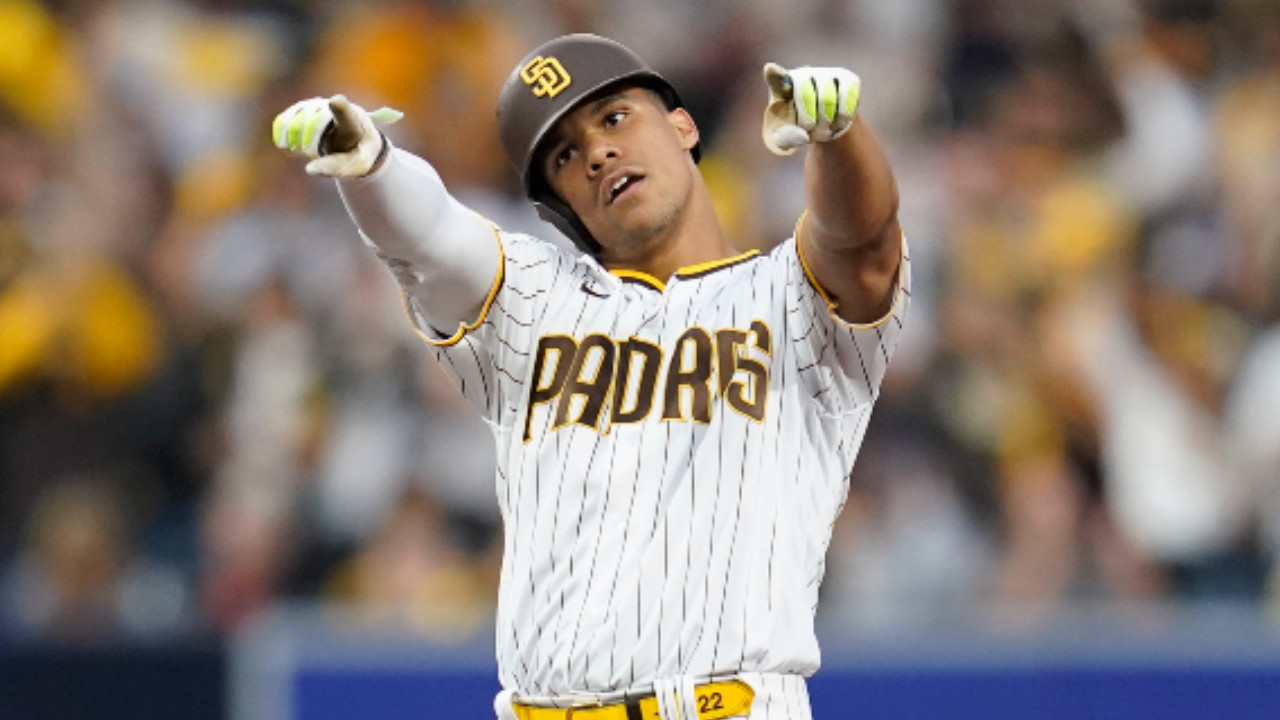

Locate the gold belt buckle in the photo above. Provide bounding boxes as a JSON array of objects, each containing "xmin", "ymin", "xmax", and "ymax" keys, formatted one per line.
[{"xmin": 564, "ymin": 697, "xmax": 604, "ymax": 719}]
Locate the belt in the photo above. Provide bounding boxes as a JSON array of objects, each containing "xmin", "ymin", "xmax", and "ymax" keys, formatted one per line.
[{"xmin": 512, "ymin": 679, "xmax": 754, "ymax": 720}]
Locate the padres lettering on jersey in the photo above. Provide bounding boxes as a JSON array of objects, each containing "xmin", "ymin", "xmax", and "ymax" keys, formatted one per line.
[
  {"xmin": 523, "ymin": 321, "xmax": 771, "ymax": 441},
  {"xmin": 404, "ymin": 228, "xmax": 911, "ymax": 708}
]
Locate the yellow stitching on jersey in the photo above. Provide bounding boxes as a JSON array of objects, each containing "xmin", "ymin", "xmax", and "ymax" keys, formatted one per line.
[
  {"xmin": 526, "ymin": 321, "xmax": 774, "ymax": 440},
  {"xmin": 607, "ymin": 251, "xmax": 760, "ymax": 291},
  {"xmin": 716, "ymin": 328, "xmax": 755, "ymax": 425},
  {"xmin": 794, "ymin": 208, "xmax": 834, "ymax": 307},
  {"xmin": 609, "ymin": 268, "xmax": 665, "ymax": 292},
  {"xmin": 838, "ymin": 229, "xmax": 907, "ymax": 330},
  {"xmin": 719, "ymin": 320, "xmax": 771, "ymax": 425},
  {"xmin": 660, "ymin": 325, "xmax": 715, "ymax": 426},
  {"xmin": 674, "ymin": 249, "xmax": 760, "ymax": 278},
  {"xmin": 551, "ymin": 335, "xmax": 616, "ymax": 434},
  {"xmin": 603, "ymin": 336, "xmax": 664, "ymax": 434},
  {"xmin": 401, "ymin": 295, "xmax": 436, "ymax": 346},
  {"xmin": 794, "ymin": 210, "xmax": 908, "ymax": 330},
  {"xmin": 419, "ymin": 218, "xmax": 506, "ymax": 347},
  {"xmin": 523, "ymin": 334, "xmax": 578, "ymax": 444}
]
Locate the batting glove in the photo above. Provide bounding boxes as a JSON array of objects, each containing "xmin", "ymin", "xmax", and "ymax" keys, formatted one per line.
[
  {"xmin": 761, "ymin": 63, "xmax": 861, "ymax": 156},
  {"xmin": 272, "ymin": 95, "xmax": 403, "ymax": 177}
]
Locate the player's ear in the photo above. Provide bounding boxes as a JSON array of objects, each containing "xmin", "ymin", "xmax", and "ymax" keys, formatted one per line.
[{"xmin": 667, "ymin": 108, "xmax": 699, "ymax": 153}]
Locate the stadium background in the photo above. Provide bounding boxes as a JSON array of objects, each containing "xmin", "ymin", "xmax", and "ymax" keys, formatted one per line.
[{"xmin": 2, "ymin": 0, "xmax": 1280, "ymax": 717}]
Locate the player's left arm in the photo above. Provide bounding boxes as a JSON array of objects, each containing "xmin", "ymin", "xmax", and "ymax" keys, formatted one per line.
[{"xmin": 763, "ymin": 64, "xmax": 903, "ymax": 325}]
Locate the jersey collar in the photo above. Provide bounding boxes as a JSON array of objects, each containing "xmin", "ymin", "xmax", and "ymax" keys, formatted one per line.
[{"xmin": 608, "ymin": 250, "xmax": 760, "ymax": 292}]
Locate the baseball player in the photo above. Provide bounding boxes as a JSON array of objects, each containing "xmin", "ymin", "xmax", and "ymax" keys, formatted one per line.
[{"xmin": 273, "ymin": 33, "xmax": 908, "ymax": 720}]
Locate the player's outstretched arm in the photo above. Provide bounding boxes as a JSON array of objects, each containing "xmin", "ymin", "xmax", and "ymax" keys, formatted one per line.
[
  {"xmin": 273, "ymin": 96, "xmax": 500, "ymax": 337},
  {"xmin": 762, "ymin": 64, "xmax": 902, "ymax": 325}
]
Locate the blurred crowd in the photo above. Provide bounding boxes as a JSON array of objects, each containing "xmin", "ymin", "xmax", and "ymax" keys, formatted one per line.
[{"xmin": 1, "ymin": 0, "xmax": 1279, "ymax": 647}]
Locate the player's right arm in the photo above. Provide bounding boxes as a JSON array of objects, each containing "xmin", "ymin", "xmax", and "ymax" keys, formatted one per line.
[
  {"xmin": 272, "ymin": 96, "xmax": 499, "ymax": 337},
  {"xmin": 761, "ymin": 64, "xmax": 902, "ymax": 327}
]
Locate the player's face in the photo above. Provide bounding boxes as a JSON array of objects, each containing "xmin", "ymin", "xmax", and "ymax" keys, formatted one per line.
[{"xmin": 540, "ymin": 87, "xmax": 700, "ymax": 258}]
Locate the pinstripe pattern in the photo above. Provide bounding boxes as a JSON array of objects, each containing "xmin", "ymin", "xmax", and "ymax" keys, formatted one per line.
[{"xmin": 412, "ymin": 231, "xmax": 911, "ymax": 712}]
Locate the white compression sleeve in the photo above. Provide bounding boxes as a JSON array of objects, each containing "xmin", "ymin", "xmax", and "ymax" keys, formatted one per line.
[{"xmin": 336, "ymin": 146, "xmax": 501, "ymax": 336}]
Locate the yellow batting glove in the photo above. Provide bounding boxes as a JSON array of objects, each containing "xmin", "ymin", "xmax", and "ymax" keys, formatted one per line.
[
  {"xmin": 271, "ymin": 95, "xmax": 403, "ymax": 177},
  {"xmin": 762, "ymin": 63, "xmax": 861, "ymax": 156}
]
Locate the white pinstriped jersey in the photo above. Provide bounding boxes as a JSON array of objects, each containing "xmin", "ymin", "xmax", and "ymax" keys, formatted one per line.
[{"xmin": 407, "ymin": 227, "xmax": 910, "ymax": 706}]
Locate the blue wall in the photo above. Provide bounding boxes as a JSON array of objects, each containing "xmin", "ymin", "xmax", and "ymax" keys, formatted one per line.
[
  {"xmin": 229, "ymin": 606, "xmax": 1280, "ymax": 720},
  {"xmin": 286, "ymin": 664, "xmax": 1280, "ymax": 720}
]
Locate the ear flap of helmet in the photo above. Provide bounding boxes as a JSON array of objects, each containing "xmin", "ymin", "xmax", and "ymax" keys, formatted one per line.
[{"xmin": 533, "ymin": 196, "xmax": 602, "ymax": 255}]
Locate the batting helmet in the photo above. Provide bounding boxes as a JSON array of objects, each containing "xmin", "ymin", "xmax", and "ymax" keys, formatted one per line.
[{"xmin": 496, "ymin": 34, "xmax": 699, "ymax": 255}]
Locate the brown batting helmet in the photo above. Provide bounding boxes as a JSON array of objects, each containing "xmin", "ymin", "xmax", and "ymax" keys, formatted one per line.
[{"xmin": 496, "ymin": 34, "xmax": 699, "ymax": 254}]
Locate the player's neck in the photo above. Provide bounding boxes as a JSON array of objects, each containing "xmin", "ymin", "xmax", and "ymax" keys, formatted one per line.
[{"xmin": 600, "ymin": 182, "xmax": 733, "ymax": 281}]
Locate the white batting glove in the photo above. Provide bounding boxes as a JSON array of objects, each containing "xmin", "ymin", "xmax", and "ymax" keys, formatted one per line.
[
  {"xmin": 761, "ymin": 63, "xmax": 861, "ymax": 156},
  {"xmin": 271, "ymin": 95, "xmax": 403, "ymax": 177}
]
